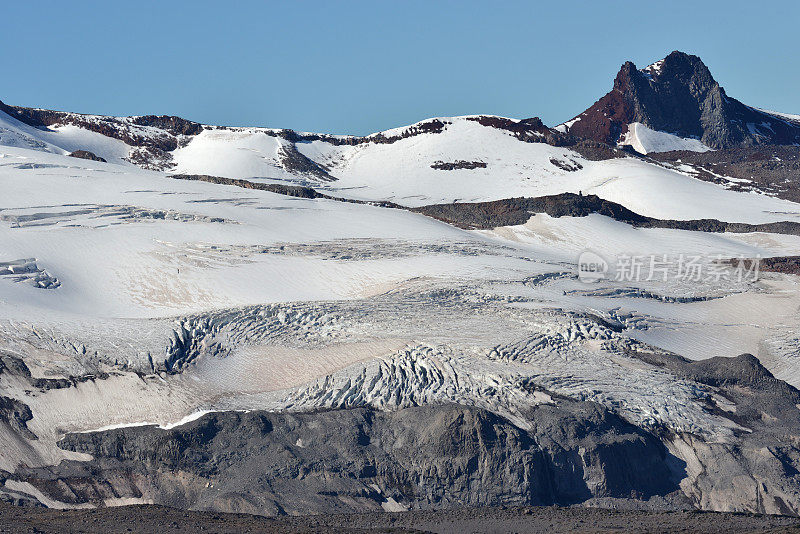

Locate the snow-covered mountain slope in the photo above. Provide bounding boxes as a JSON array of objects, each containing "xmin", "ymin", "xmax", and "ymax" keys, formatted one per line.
[
  {"xmin": 0, "ymin": 146, "xmax": 498, "ymax": 319},
  {"xmin": 170, "ymin": 127, "xmax": 307, "ymax": 182},
  {"xmin": 4, "ymin": 122, "xmax": 800, "ymax": 513},
  {"xmin": 302, "ymin": 119, "xmax": 800, "ymax": 223},
  {"xmin": 0, "ymin": 109, "xmax": 69, "ymax": 154},
  {"xmin": 0, "ymin": 108, "xmax": 157, "ymax": 166},
  {"xmin": 5, "ymin": 104, "xmax": 800, "ymax": 225}
]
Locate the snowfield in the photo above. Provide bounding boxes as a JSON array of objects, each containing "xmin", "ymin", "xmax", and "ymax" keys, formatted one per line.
[
  {"xmin": 618, "ymin": 122, "xmax": 712, "ymax": 154},
  {"xmin": 2, "ymin": 105, "xmax": 800, "ymax": 512}
]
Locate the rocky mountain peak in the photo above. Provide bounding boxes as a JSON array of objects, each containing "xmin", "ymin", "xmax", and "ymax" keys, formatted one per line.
[
  {"xmin": 649, "ymin": 51, "xmax": 713, "ymax": 81},
  {"xmin": 612, "ymin": 60, "xmax": 639, "ymax": 92},
  {"xmin": 612, "ymin": 51, "xmax": 715, "ymax": 94},
  {"xmin": 564, "ymin": 51, "xmax": 800, "ymax": 150}
]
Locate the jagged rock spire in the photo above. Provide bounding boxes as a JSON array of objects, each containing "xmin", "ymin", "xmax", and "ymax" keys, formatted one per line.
[{"xmin": 563, "ymin": 51, "xmax": 800, "ymax": 149}]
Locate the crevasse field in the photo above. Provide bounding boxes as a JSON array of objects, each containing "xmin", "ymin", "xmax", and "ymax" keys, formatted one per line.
[{"xmin": 2, "ymin": 107, "xmax": 800, "ymax": 511}]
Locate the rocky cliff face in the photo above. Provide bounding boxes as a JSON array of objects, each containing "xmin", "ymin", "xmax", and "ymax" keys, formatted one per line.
[
  {"xmin": 564, "ymin": 51, "xmax": 800, "ymax": 149},
  {"xmin": 10, "ymin": 402, "xmax": 679, "ymax": 516}
]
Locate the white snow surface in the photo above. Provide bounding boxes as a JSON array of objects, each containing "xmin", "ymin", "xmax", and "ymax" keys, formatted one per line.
[
  {"xmin": 171, "ymin": 128, "xmax": 300, "ymax": 182},
  {"xmin": 641, "ymin": 59, "xmax": 665, "ymax": 79},
  {"xmin": 4, "ymin": 110, "xmax": 800, "ymax": 223},
  {"xmin": 619, "ymin": 122, "xmax": 712, "ymax": 154}
]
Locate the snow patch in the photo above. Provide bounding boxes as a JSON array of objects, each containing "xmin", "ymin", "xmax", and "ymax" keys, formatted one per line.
[
  {"xmin": 641, "ymin": 60, "xmax": 665, "ymax": 79},
  {"xmin": 619, "ymin": 123, "xmax": 712, "ymax": 154},
  {"xmin": 555, "ymin": 116, "xmax": 581, "ymax": 133}
]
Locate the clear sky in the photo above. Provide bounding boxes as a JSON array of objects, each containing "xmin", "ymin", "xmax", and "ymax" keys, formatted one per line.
[{"xmin": 2, "ymin": 0, "xmax": 798, "ymax": 135}]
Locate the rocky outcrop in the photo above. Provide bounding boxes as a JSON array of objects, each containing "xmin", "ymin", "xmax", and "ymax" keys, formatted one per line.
[
  {"xmin": 563, "ymin": 51, "xmax": 800, "ymax": 149},
  {"xmin": 0, "ymin": 396, "xmax": 36, "ymax": 440},
  {"xmin": 67, "ymin": 150, "xmax": 106, "ymax": 162},
  {"xmin": 414, "ymin": 192, "xmax": 800, "ymax": 236},
  {"xmin": 4, "ymin": 346, "xmax": 800, "ymax": 516},
  {"xmin": 461, "ymin": 116, "xmax": 624, "ymax": 160},
  {"xmin": 131, "ymin": 115, "xmax": 204, "ymax": 136},
  {"xmin": 225, "ymin": 118, "xmax": 449, "ymax": 147},
  {"xmin": 430, "ymin": 160, "xmax": 487, "ymax": 170},
  {"xmin": 278, "ymin": 144, "xmax": 336, "ymax": 181},
  {"xmin": 650, "ymin": 145, "xmax": 800, "ymax": 202},
  {"xmin": 414, "ymin": 193, "xmax": 649, "ymax": 229},
  {"xmin": 9, "ymin": 402, "xmax": 678, "ymax": 515},
  {"xmin": 548, "ymin": 157, "xmax": 582, "ymax": 172},
  {"xmin": 0, "ymin": 351, "xmax": 108, "ymax": 393},
  {"xmin": 466, "ymin": 116, "xmax": 554, "ymax": 142},
  {"xmin": 729, "ymin": 256, "xmax": 800, "ymax": 275},
  {"xmin": 0, "ymin": 100, "xmax": 201, "ymax": 170},
  {"xmin": 0, "ymin": 101, "xmax": 192, "ymax": 154},
  {"xmin": 630, "ymin": 352, "xmax": 800, "ymax": 515},
  {"xmin": 166, "ymin": 177, "xmax": 800, "ymax": 239}
]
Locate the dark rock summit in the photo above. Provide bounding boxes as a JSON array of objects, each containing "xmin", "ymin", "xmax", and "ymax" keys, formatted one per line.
[{"xmin": 563, "ymin": 51, "xmax": 800, "ymax": 149}]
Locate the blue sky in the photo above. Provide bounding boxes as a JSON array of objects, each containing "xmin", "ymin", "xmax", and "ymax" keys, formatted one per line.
[{"xmin": 2, "ymin": 1, "xmax": 798, "ymax": 135}]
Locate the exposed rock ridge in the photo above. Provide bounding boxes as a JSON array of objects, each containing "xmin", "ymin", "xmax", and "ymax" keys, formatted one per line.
[
  {"xmin": 1, "ymin": 97, "xmax": 626, "ymax": 174},
  {"xmin": 0, "ymin": 100, "xmax": 200, "ymax": 169},
  {"xmin": 413, "ymin": 192, "xmax": 800, "ymax": 236},
  {"xmin": 10, "ymin": 403, "xmax": 677, "ymax": 515}
]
